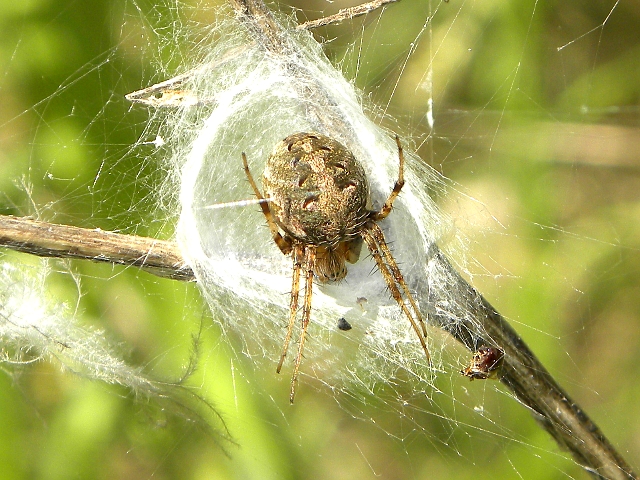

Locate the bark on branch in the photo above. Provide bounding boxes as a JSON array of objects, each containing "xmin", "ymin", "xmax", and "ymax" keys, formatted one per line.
[{"xmin": 0, "ymin": 215, "xmax": 194, "ymax": 281}]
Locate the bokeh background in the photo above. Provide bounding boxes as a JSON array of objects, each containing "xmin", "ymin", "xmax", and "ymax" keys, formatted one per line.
[{"xmin": 1, "ymin": 0, "xmax": 639, "ymax": 478}]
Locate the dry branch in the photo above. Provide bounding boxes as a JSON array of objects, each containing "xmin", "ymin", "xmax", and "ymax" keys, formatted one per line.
[{"xmin": 0, "ymin": 215, "xmax": 194, "ymax": 281}]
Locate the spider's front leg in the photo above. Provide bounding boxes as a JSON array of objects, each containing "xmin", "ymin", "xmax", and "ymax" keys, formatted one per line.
[
  {"xmin": 277, "ymin": 243, "xmax": 304, "ymax": 375},
  {"xmin": 288, "ymin": 245, "xmax": 316, "ymax": 403},
  {"xmin": 361, "ymin": 224, "xmax": 431, "ymax": 363},
  {"xmin": 273, "ymin": 243, "xmax": 316, "ymax": 403}
]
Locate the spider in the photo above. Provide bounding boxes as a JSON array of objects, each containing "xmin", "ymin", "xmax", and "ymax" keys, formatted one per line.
[
  {"xmin": 461, "ymin": 345, "xmax": 504, "ymax": 381},
  {"xmin": 242, "ymin": 132, "xmax": 431, "ymax": 402}
]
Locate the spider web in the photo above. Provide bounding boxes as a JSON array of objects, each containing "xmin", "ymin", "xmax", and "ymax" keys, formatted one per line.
[{"xmin": 0, "ymin": 0, "xmax": 638, "ymax": 478}]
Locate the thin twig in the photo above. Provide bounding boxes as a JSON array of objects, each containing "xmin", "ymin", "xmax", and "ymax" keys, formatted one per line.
[
  {"xmin": 297, "ymin": 0, "xmax": 399, "ymax": 30},
  {"xmin": 0, "ymin": 215, "xmax": 194, "ymax": 281},
  {"xmin": 126, "ymin": 44, "xmax": 251, "ymax": 108}
]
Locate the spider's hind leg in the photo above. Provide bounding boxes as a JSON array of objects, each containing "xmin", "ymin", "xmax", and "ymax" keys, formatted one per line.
[{"xmin": 242, "ymin": 152, "xmax": 292, "ymax": 255}]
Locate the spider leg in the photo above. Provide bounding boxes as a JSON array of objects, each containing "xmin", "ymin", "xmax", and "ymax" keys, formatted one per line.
[
  {"xmin": 373, "ymin": 135, "xmax": 405, "ymax": 222},
  {"xmin": 361, "ymin": 223, "xmax": 431, "ymax": 364},
  {"xmin": 277, "ymin": 243, "xmax": 303, "ymax": 374},
  {"xmin": 368, "ymin": 222, "xmax": 429, "ymax": 339},
  {"xmin": 242, "ymin": 152, "xmax": 292, "ymax": 255},
  {"xmin": 289, "ymin": 245, "xmax": 316, "ymax": 403}
]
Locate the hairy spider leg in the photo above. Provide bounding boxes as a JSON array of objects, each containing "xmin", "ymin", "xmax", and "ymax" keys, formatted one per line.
[
  {"xmin": 277, "ymin": 243, "xmax": 303, "ymax": 374},
  {"xmin": 361, "ymin": 225, "xmax": 431, "ymax": 363},
  {"xmin": 289, "ymin": 246, "xmax": 316, "ymax": 403},
  {"xmin": 373, "ymin": 135, "xmax": 405, "ymax": 222},
  {"xmin": 242, "ymin": 152, "xmax": 292, "ymax": 255},
  {"xmin": 366, "ymin": 137, "xmax": 428, "ymax": 339},
  {"xmin": 368, "ymin": 222, "xmax": 429, "ymax": 340}
]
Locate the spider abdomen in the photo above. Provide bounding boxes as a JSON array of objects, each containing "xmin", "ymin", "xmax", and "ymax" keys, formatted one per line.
[{"xmin": 263, "ymin": 132, "xmax": 370, "ymax": 247}]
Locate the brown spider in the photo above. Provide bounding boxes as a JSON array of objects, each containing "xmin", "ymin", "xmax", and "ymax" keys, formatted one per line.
[
  {"xmin": 242, "ymin": 132, "xmax": 430, "ymax": 402},
  {"xmin": 461, "ymin": 345, "xmax": 504, "ymax": 381}
]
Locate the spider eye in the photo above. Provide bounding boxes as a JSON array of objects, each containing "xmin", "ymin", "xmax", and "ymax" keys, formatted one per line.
[
  {"xmin": 287, "ymin": 142, "xmax": 295, "ymax": 152},
  {"xmin": 319, "ymin": 145, "xmax": 332, "ymax": 152}
]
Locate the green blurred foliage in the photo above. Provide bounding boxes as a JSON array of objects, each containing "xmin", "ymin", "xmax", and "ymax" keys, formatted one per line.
[{"xmin": 1, "ymin": 0, "xmax": 639, "ymax": 479}]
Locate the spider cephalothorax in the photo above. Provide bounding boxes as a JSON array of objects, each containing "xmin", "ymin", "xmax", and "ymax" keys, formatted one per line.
[{"xmin": 243, "ymin": 132, "xmax": 430, "ymax": 402}]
